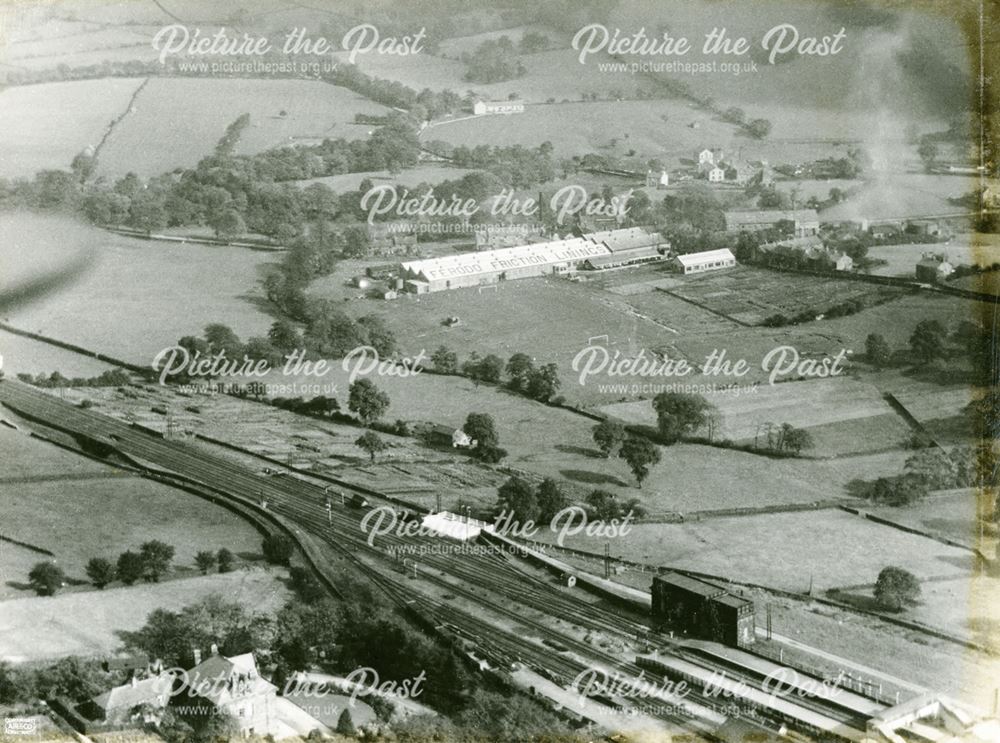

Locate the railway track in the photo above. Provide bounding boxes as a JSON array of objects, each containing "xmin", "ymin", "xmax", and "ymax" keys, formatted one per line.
[{"xmin": 0, "ymin": 380, "xmax": 873, "ymax": 739}]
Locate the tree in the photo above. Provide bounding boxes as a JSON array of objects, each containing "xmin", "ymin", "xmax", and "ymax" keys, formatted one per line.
[
  {"xmin": 209, "ymin": 208, "xmax": 246, "ymax": 240},
  {"xmin": 586, "ymin": 489, "xmax": 621, "ymax": 520},
  {"xmin": 783, "ymin": 427, "xmax": 814, "ymax": 454},
  {"xmin": 873, "ymin": 566, "xmax": 921, "ymax": 611},
  {"xmin": 431, "ymin": 346, "xmax": 459, "ymax": 374},
  {"xmin": 28, "ymin": 561, "xmax": 65, "ymax": 596},
  {"xmin": 904, "ymin": 448, "xmax": 959, "ymax": 490},
  {"xmin": 337, "ymin": 708, "xmax": 357, "ymax": 736},
  {"xmin": 262, "ymin": 533, "xmax": 294, "ymax": 565},
  {"xmin": 592, "ymin": 420, "xmax": 626, "ymax": 457},
  {"xmin": 746, "ymin": 118, "xmax": 773, "ymax": 139},
  {"xmin": 139, "ymin": 540, "xmax": 175, "ymax": 582},
  {"xmin": 463, "ymin": 412, "xmax": 499, "ymax": 455},
  {"xmin": 917, "ymin": 140, "xmax": 939, "ymax": 172},
  {"xmin": 268, "ymin": 320, "xmax": 301, "ymax": 354},
  {"xmin": 116, "ymin": 550, "xmax": 144, "ymax": 585},
  {"xmin": 506, "ymin": 353, "xmax": 534, "ymax": 391},
  {"xmin": 356, "ymin": 430, "xmax": 388, "ymax": 462},
  {"xmin": 652, "ymin": 392, "xmax": 713, "ymax": 443},
  {"xmin": 195, "ymin": 551, "xmax": 217, "ymax": 575},
  {"xmin": 618, "ymin": 436, "xmax": 661, "ymax": 486},
  {"xmin": 216, "ymin": 548, "xmax": 235, "ymax": 573},
  {"xmin": 203, "ymin": 323, "xmax": 243, "ymax": 358},
  {"xmin": 85, "ymin": 557, "xmax": 115, "ymax": 589},
  {"xmin": 348, "ymin": 378, "xmax": 391, "ymax": 424},
  {"xmin": 909, "ymin": 319, "xmax": 947, "ymax": 363},
  {"xmin": 536, "ymin": 478, "xmax": 568, "ymax": 521},
  {"xmin": 477, "ymin": 354, "xmax": 504, "ymax": 384},
  {"xmin": 496, "ymin": 477, "xmax": 539, "ymax": 522},
  {"xmin": 865, "ymin": 333, "xmax": 892, "ymax": 367},
  {"xmin": 526, "ymin": 363, "xmax": 561, "ymax": 402}
]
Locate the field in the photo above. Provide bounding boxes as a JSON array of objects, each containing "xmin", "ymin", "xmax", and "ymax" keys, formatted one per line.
[
  {"xmin": 599, "ymin": 376, "xmax": 914, "ymax": 456},
  {"xmin": 821, "ymin": 173, "xmax": 980, "ymax": 222},
  {"xmin": 0, "ymin": 569, "xmax": 289, "ymax": 663},
  {"xmin": 661, "ymin": 265, "xmax": 903, "ymax": 326},
  {"xmin": 0, "ymin": 78, "xmax": 145, "ymax": 178},
  {"xmin": 423, "ymin": 99, "xmax": 854, "ymax": 165},
  {"xmin": 861, "ymin": 231, "xmax": 1000, "ymax": 282},
  {"xmin": 96, "ymin": 78, "xmax": 389, "ymax": 178},
  {"xmin": 534, "ymin": 508, "xmax": 974, "ymax": 592},
  {"xmin": 0, "ymin": 427, "xmax": 265, "ymax": 598},
  {"xmin": 5, "ymin": 216, "xmax": 279, "ymax": 367}
]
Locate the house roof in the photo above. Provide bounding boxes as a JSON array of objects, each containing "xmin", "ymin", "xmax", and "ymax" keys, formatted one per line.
[
  {"xmin": 587, "ymin": 246, "xmax": 663, "ymax": 266},
  {"xmin": 712, "ymin": 593, "xmax": 753, "ymax": 610},
  {"xmin": 93, "ymin": 675, "xmax": 172, "ymax": 712},
  {"xmin": 186, "ymin": 653, "xmax": 276, "ymax": 706},
  {"xmin": 673, "ymin": 248, "xmax": 736, "ymax": 267},
  {"xmin": 655, "ymin": 571, "xmax": 727, "ymax": 598}
]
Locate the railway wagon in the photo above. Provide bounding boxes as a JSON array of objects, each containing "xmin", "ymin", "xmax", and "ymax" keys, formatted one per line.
[{"xmin": 651, "ymin": 572, "xmax": 755, "ymax": 647}]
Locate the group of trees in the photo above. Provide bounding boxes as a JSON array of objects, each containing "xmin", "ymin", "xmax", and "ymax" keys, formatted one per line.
[
  {"xmin": 15, "ymin": 369, "xmax": 131, "ymax": 389},
  {"xmin": 461, "ymin": 36, "xmax": 527, "ymax": 83},
  {"xmin": 591, "ymin": 420, "xmax": 663, "ymax": 486},
  {"xmin": 29, "ymin": 540, "xmax": 194, "ymax": 596},
  {"xmin": 858, "ymin": 445, "xmax": 986, "ymax": 506},
  {"xmin": 866, "ymin": 317, "xmax": 995, "ymax": 380},
  {"xmin": 430, "ymin": 347, "xmax": 563, "ymax": 404},
  {"xmin": 495, "ymin": 476, "xmax": 569, "ymax": 523}
]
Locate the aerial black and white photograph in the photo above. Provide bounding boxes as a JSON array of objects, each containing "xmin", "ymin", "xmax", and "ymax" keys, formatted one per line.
[{"xmin": 0, "ymin": 0, "xmax": 998, "ymax": 741}]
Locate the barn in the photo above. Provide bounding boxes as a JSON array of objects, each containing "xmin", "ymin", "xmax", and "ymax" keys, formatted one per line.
[
  {"xmin": 652, "ymin": 572, "xmax": 755, "ymax": 647},
  {"xmin": 672, "ymin": 248, "xmax": 736, "ymax": 275}
]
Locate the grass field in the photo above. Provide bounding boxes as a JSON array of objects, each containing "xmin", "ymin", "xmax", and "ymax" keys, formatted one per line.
[
  {"xmin": 864, "ymin": 232, "xmax": 1000, "ymax": 279},
  {"xmin": 96, "ymin": 77, "xmax": 389, "ymax": 178},
  {"xmin": 599, "ymin": 376, "xmax": 913, "ymax": 456},
  {"xmin": 0, "ymin": 77, "xmax": 145, "ymax": 178},
  {"xmin": 662, "ymin": 265, "xmax": 903, "ymax": 326},
  {"xmin": 534, "ymin": 508, "xmax": 974, "ymax": 592},
  {"xmin": 0, "ymin": 569, "xmax": 289, "ymax": 663},
  {"xmin": 820, "ymin": 173, "xmax": 980, "ymax": 223},
  {"xmin": 5, "ymin": 216, "xmax": 278, "ymax": 366},
  {"xmin": 0, "ymin": 429, "xmax": 264, "ymax": 598}
]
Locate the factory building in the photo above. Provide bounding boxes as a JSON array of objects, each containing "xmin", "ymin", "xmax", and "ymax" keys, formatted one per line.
[
  {"xmin": 582, "ymin": 226, "xmax": 671, "ymax": 270},
  {"xmin": 399, "ymin": 237, "xmax": 610, "ymax": 293},
  {"xmin": 652, "ymin": 572, "xmax": 755, "ymax": 647},
  {"xmin": 672, "ymin": 248, "xmax": 737, "ymax": 274}
]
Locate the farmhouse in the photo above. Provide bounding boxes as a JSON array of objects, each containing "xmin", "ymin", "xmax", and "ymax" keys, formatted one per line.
[
  {"xmin": 429, "ymin": 424, "xmax": 474, "ymax": 448},
  {"xmin": 672, "ymin": 248, "xmax": 736, "ymax": 275},
  {"xmin": 724, "ymin": 209, "xmax": 820, "ymax": 237},
  {"xmin": 707, "ymin": 165, "xmax": 726, "ymax": 183},
  {"xmin": 473, "ymin": 100, "xmax": 525, "ymax": 115},
  {"xmin": 696, "ymin": 147, "xmax": 724, "ymax": 165},
  {"xmin": 399, "ymin": 237, "xmax": 609, "ymax": 293},
  {"xmin": 915, "ymin": 252, "xmax": 955, "ymax": 282}
]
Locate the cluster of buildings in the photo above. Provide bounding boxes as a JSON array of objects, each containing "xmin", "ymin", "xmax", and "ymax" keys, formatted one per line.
[
  {"xmin": 83, "ymin": 648, "xmax": 377, "ymax": 739},
  {"xmin": 915, "ymin": 252, "xmax": 955, "ymax": 282},
  {"xmin": 724, "ymin": 208, "xmax": 821, "ymax": 237},
  {"xmin": 694, "ymin": 148, "xmax": 772, "ymax": 187},
  {"xmin": 756, "ymin": 234, "xmax": 853, "ymax": 272}
]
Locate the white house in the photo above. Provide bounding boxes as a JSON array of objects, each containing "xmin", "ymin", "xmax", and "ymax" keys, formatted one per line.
[
  {"xmin": 473, "ymin": 100, "xmax": 525, "ymax": 115},
  {"xmin": 673, "ymin": 248, "xmax": 737, "ymax": 275},
  {"xmin": 707, "ymin": 166, "xmax": 726, "ymax": 183},
  {"xmin": 696, "ymin": 148, "xmax": 723, "ymax": 165}
]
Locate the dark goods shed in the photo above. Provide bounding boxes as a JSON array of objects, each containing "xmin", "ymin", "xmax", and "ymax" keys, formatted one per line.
[{"xmin": 652, "ymin": 572, "xmax": 755, "ymax": 647}]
